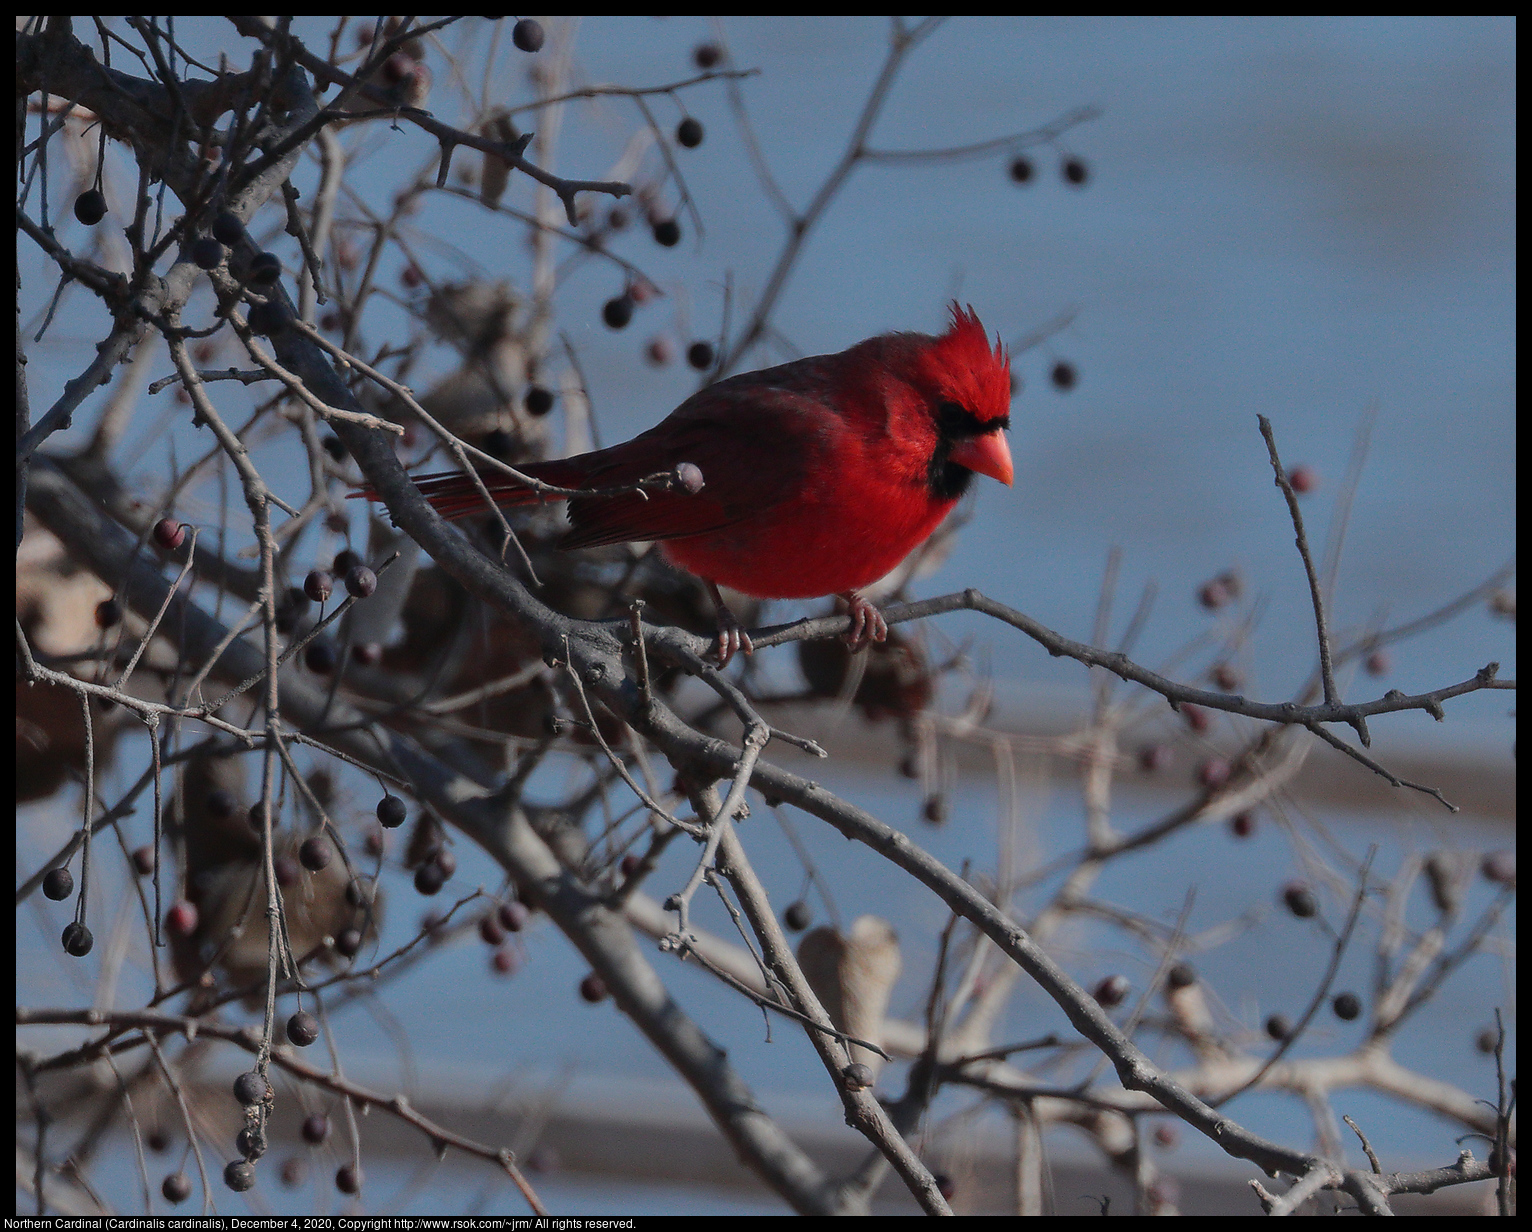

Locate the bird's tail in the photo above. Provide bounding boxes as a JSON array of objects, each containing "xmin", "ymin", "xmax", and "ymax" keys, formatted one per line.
[{"xmin": 351, "ymin": 459, "xmax": 589, "ymax": 522}]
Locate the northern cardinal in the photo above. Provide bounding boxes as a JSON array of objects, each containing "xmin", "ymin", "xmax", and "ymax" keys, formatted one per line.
[{"xmin": 360, "ymin": 303, "xmax": 1013, "ymax": 663}]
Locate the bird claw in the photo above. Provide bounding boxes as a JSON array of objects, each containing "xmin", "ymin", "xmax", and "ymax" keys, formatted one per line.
[
  {"xmin": 840, "ymin": 592, "xmax": 888, "ymax": 653},
  {"xmin": 707, "ymin": 583, "xmax": 754, "ymax": 668}
]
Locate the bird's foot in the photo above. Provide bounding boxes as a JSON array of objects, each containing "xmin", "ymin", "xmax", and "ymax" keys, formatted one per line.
[
  {"xmin": 839, "ymin": 591, "xmax": 888, "ymax": 653},
  {"xmin": 707, "ymin": 582, "xmax": 754, "ymax": 668}
]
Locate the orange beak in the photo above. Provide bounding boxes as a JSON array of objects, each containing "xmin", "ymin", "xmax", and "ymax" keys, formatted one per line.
[{"xmin": 949, "ymin": 429, "xmax": 1014, "ymax": 487}]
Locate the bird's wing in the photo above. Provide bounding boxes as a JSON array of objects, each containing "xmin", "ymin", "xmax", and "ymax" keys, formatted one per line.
[{"xmin": 560, "ymin": 375, "xmax": 830, "ymax": 550}]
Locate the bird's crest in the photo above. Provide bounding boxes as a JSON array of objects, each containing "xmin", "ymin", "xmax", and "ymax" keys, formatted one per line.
[{"xmin": 919, "ymin": 302, "xmax": 1012, "ymax": 425}]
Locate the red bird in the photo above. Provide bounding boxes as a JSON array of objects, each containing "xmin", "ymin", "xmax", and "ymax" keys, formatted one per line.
[{"xmin": 367, "ymin": 303, "xmax": 1013, "ymax": 664}]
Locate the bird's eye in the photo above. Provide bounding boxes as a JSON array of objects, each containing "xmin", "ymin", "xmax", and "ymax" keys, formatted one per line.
[{"xmin": 937, "ymin": 401, "xmax": 969, "ymax": 432}]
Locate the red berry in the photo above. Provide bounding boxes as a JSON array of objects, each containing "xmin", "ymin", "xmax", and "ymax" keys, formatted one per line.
[
  {"xmin": 524, "ymin": 385, "xmax": 555, "ymax": 416},
  {"xmin": 1229, "ymin": 811, "xmax": 1256, "ymax": 838},
  {"xmin": 1138, "ymin": 744, "xmax": 1172, "ymax": 774},
  {"xmin": 1332, "ymin": 991, "xmax": 1361, "ymax": 1021},
  {"xmin": 1211, "ymin": 662, "xmax": 1241, "ymax": 691},
  {"xmin": 224, "ymin": 1160, "xmax": 255, "ymax": 1192},
  {"xmin": 651, "ymin": 218, "xmax": 681, "ymax": 248},
  {"xmin": 273, "ymin": 855, "xmax": 300, "ymax": 888},
  {"xmin": 499, "ymin": 900, "xmax": 529, "ymax": 932},
  {"xmin": 1182, "ymin": 703, "xmax": 1210, "ymax": 733},
  {"xmin": 1009, "ymin": 155, "xmax": 1035, "ymax": 183},
  {"xmin": 935, "ymin": 1173, "xmax": 956, "ymax": 1200},
  {"xmin": 211, "ymin": 212, "xmax": 244, "ymax": 245},
  {"xmin": 343, "ymin": 565, "xmax": 377, "ymax": 598},
  {"xmin": 153, "ymin": 519, "xmax": 187, "ymax": 551},
  {"xmin": 192, "ymin": 237, "xmax": 225, "ymax": 270},
  {"xmin": 303, "ymin": 570, "xmax": 333, "ymax": 603},
  {"xmin": 1481, "ymin": 850, "xmax": 1515, "ymax": 887},
  {"xmin": 1197, "ymin": 757, "xmax": 1230, "ymax": 788},
  {"xmin": 335, "ymin": 928, "xmax": 363, "ymax": 958},
  {"xmin": 304, "ymin": 641, "xmax": 338, "ymax": 674},
  {"xmin": 1265, "ymin": 1013, "xmax": 1291, "ymax": 1041},
  {"xmin": 414, "ymin": 862, "xmax": 445, "ymax": 896},
  {"xmin": 491, "ymin": 946, "xmax": 519, "ymax": 975},
  {"xmin": 1153, "ymin": 1123, "xmax": 1179, "ymax": 1149},
  {"xmin": 1287, "ymin": 465, "xmax": 1317, "ymax": 493},
  {"xmin": 1365, "ymin": 649, "xmax": 1390, "ymax": 677},
  {"xmin": 784, "ymin": 901, "xmax": 812, "ymax": 932},
  {"xmin": 352, "ymin": 641, "xmax": 383, "ymax": 666},
  {"xmin": 479, "ymin": 914, "xmax": 507, "ymax": 946},
  {"xmin": 1198, "ymin": 579, "xmax": 1230, "ymax": 610},
  {"xmin": 579, "ymin": 972, "xmax": 608, "ymax": 1002},
  {"xmin": 645, "ymin": 336, "xmax": 673, "ymax": 366},
  {"xmin": 166, "ymin": 900, "xmax": 199, "ymax": 937}
]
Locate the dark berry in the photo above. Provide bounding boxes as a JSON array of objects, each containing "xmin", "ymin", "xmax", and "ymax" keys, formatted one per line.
[
  {"xmin": 298, "ymin": 836, "xmax": 332, "ymax": 872},
  {"xmin": 499, "ymin": 900, "xmax": 529, "ymax": 932},
  {"xmin": 377, "ymin": 795, "xmax": 408, "ymax": 828},
  {"xmin": 1229, "ymin": 811, "xmax": 1256, "ymax": 838},
  {"xmin": 1286, "ymin": 465, "xmax": 1317, "ymax": 493},
  {"xmin": 74, "ymin": 189, "xmax": 107, "ymax": 225},
  {"xmin": 192, "ymin": 237, "xmax": 225, "ymax": 270},
  {"xmin": 344, "ymin": 565, "xmax": 377, "ymax": 598},
  {"xmin": 479, "ymin": 914, "xmax": 507, "ymax": 946},
  {"xmin": 1153, "ymin": 1123, "xmax": 1179, "ymax": 1149},
  {"xmin": 1282, "ymin": 883, "xmax": 1318, "ymax": 919},
  {"xmin": 1050, "ymin": 360, "xmax": 1077, "ymax": 391},
  {"xmin": 602, "ymin": 296, "xmax": 634, "ymax": 329},
  {"xmin": 524, "ymin": 385, "xmax": 555, "ymax": 416},
  {"xmin": 414, "ymin": 862, "xmax": 445, "ymax": 895},
  {"xmin": 162, "ymin": 1171, "xmax": 192, "ymax": 1204},
  {"xmin": 606, "ymin": 205, "xmax": 630, "ymax": 231},
  {"xmin": 146, "ymin": 1127, "xmax": 171, "ymax": 1152},
  {"xmin": 153, "ymin": 519, "xmax": 187, "ymax": 551},
  {"xmin": 1332, "ymin": 991, "xmax": 1361, "ymax": 1021},
  {"xmin": 95, "ymin": 598, "xmax": 122, "ymax": 628},
  {"xmin": 1138, "ymin": 743, "xmax": 1172, "ymax": 774},
  {"xmin": 579, "ymin": 972, "xmax": 608, "ymax": 1002},
  {"xmin": 512, "ymin": 18, "xmax": 544, "ymax": 52},
  {"xmin": 287, "ymin": 1010, "xmax": 320, "ymax": 1047},
  {"xmin": 1211, "ymin": 662, "xmax": 1241, "ymax": 691},
  {"xmin": 336, "ymin": 1163, "xmax": 362, "ymax": 1194},
  {"xmin": 1265, "ymin": 1013, "xmax": 1291, "ymax": 1041},
  {"xmin": 620, "ymin": 853, "xmax": 642, "ymax": 879},
  {"xmin": 211, "ymin": 212, "xmax": 245, "ymax": 245},
  {"xmin": 693, "ymin": 42, "xmax": 721, "ymax": 69},
  {"xmin": 304, "ymin": 641, "xmax": 337, "ymax": 674},
  {"xmin": 301, "ymin": 1113, "xmax": 330, "ymax": 1144},
  {"xmin": 345, "ymin": 878, "xmax": 375, "ymax": 909},
  {"xmin": 400, "ymin": 263, "xmax": 423, "ymax": 288},
  {"xmin": 687, "ymin": 340, "xmax": 715, "ymax": 370},
  {"xmin": 207, "ymin": 789, "xmax": 237, "ymax": 820},
  {"xmin": 233, "ymin": 1070, "xmax": 271, "ymax": 1106},
  {"xmin": 237, "ymin": 1125, "xmax": 267, "ymax": 1161},
  {"xmin": 841, "ymin": 1062, "xmax": 874, "ymax": 1091},
  {"xmin": 1008, "ymin": 155, "xmax": 1034, "ymax": 184},
  {"xmin": 43, "ymin": 867, "xmax": 74, "ymax": 901},
  {"xmin": 922, "ymin": 795, "xmax": 947, "ymax": 825},
  {"xmin": 1182, "ymin": 703, "xmax": 1211, "ymax": 733},
  {"xmin": 1481, "ymin": 850, "xmax": 1515, "ymax": 887},
  {"xmin": 322, "ymin": 435, "xmax": 347, "ymax": 461},
  {"xmin": 1476, "ymin": 1027, "xmax": 1499, "ymax": 1054},
  {"xmin": 303, "ymin": 570, "xmax": 333, "ymax": 603},
  {"xmin": 332, "ymin": 549, "xmax": 363, "ymax": 576},
  {"xmin": 248, "ymin": 252, "xmax": 281, "ymax": 286},
  {"xmin": 1093, "ymin": 974, "xmax": 1130, "ymax": 1008},
  {"xmin": 246, "ymin": 300, "xmax": 288, "ymax": 336},
  {"xmin": 62, "ymin": 922, "xmax": 93, "ymax": 956},
  {"xmin": 166, "ymin": 900, "xmax": 199, "ymax": 937},
  {"xmin": 1061, "ymin": 156, "xmax": 1089, "ymax": 186},
  {"xmin": 935, "ymin": 1174, "xmax": 956, "ymax": 1200},
  {"xmin": 273, "ymin": 855, "xmax": 299, "ymax": 888},
  {"xmin": 783, "ymin": 900, "xmax": 812, "ymax": 932},
  {"xmin": 352, "ymin": 641, "xmax": 383, "ymax": 667},
  {"xmin": 335, "ymin": 928, "xmax": 363, "ymax": 958},
  {"xmin": 132, "ymin": 845, "xmax": 156, "ymax": 875},
  {"xmin": 1167, "ymin": 963, "xmax": 1196, "ymax": 990},
  {"xmin": 224, "ymin": 1159, "xmax": 255, "ymax": 1192},
  {"xmin": 676, "ymin": 117, "xmax": 704, "ymax": 148},
  {"xmin": 1198, "ymin": 579, "xmax": 1231, "ymax": 610},
  {"xmin": 651, "ymin": 217, "xmax": 681, "ymax": 247}
]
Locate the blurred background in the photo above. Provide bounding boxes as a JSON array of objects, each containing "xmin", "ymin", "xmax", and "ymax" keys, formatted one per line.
[{"xmin": 19, "ymin": 15, "xmax": 1514, "ymax": 1215}]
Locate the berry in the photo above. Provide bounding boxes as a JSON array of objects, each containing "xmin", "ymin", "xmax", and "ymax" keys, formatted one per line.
[
  {"xmin": 62, "ymin": 922, "xmax": 93, "ymax": 956},
  {"xmin": 1008, "ymin": 155, "xmax": 1034, "ymax": 184},
  {"xmin": 363, "ymin": 826, "xmax": 387, "ymax": 858},
  {"xmin": 301, "ymin": 1113, "xmax": 330, "ymax": 1145},
  {"xmin": 211, "ymin": 212, "xmax": 244, "ymax": 245},
  {"xmin": 298, "ymin": 836, "xmax": 332, "ymax": 871},
  {"xmin": 377, "ymin": 795, "xmax": 408, "ymax": 828},
  {"xmin": 1061, "ymin": 156, "xmax": 1089, "ymax": 186},
  {"xmin": 652, "ymin": 217, "xmax": 682, "ymax": 248},
  {"xmin": 414, "ymin": 862, "xmax": 445, "ymax": 896},
  {"xmin": 1211, "ymin": 662, "xmax": 1241, "ymax": 691},
  {"xmin": 95, "ymin": 598, "xmax": 122, "ymax": 628},
  {"xmin": 499, "ymin": 900, "xmax": 530, "ymax": 932},
  {"xmin": 132, "ymin": 845, "xmax": 156, "ymax": 875},
  {"xmin": 602, "ymin": 295, "xmax": 633, "ymax": 330},
  {"xmin": 207, "ymin": 789, "xmax": 237, "ymax": 819},
  {"xmin": 1265, "ymin": 1013, "xmax": 1291, "ymax": 1041},
  {"xmin": 303, "ymin": 570, "xmax": 333, "ymax": 603},
  {"xmin": 1476, "ymin": 1027, "xmax": 1499, "ymax": 1054},
  {"xmin": 273, "ymin": 855, "xmax": 300, "ymax": 887},
  {"xmin": 43, "ymin": 867, "xmax": 74, "ymax": 901},
  {"xmin": 233, "ymin": 1070, "xmax": 271, "ymax": 1106},
  {"xmin": 646, "ymin": 336, "xmax": 673, "ymax": 366},
  {"xmin": 248, "ymin": 252, "xmax": 281, "ymax": 286},
  {"xmin": 1282, "ymin": 883, "xmax": 1318, "ymax": 919},
  {"xmin": 343, "ymin": 565, "xmax": 377, "ymax": 598},
  {"xmin": 332, "ymin": 549, "xmax": 363, "ymax": 577},
  {"xmin": 693, "ymin": 42, "xmax": 722, "ymax": 69},
  {"xmin": 1182, "ymin": 703, "xmax": 1210, "ymax": 733},
  {"xmin": 1153, "ymin": 1123, "xmax": 1179, "ymax": 1149},
  {"xmin": 1481, "ymin": 850, "xmax": 1515, "ymax": 887},
  {"xmin": 224, "ymin": 1159, "xmax": 255, "ymax": 1192},
  {"xmin": 335, "ymin": 928, "xmax": 363, "ymax": 958},
  {"xmin": 1364, "ymin": 649, "xmax": 1390, "ymax": 677},
  {"xmin": 687, "ymin": 340, "xmax": 715, "ymax": 370},
  {"xmin": 841, "ymin": 1062, "xmax": 874, "ymax": 1091},
  {"xmin": 322, "ymin": 435, "xmax": 347, "ymax": 460},
  {"xmin": 345, "ymin": 878, "xmax": 375, "ymax": 909},
  {"xmin": 304, "ymin": 641, "xmax": 338, "ymax": 674},
  {"xmin": 74, "ymin": 189, "xmax": 107, "ymax": 225},
  {"xmin": 492, "ymin": 946, "xmax": 519, "ymax": 975},
  {"xmin": 336, "ymin": 1163, "xmax": 362, "ymax": 1194},
  {"xmin": 237, "ymin": 1125, "xmax": 267, "ymax": 1161},
  {"xmin": 620, "ymin": 853, "xmax": 642, "ymax": 879},
  {"xmin": 1197, "ymin": 757, "xmax": 1230, "ymax": 788},
  {"xmin": 1093, "ymin": 974, "xmax": 1130, "ymax": 1008},
  {"xmin": 352, "ymin": 641, "xmax": 383, "ymax": 667},
  {"xmin": 1198, "ymin": 579, "xmax": 1231, "ymax": 610},
  {"xmin": 153, "ymin": 519, "xmax": 187, "ymax": 551},
  {"xmin": 512, "ymin": 18, "xmax": 544, "ymax": 52},
  {"xmin": 1332, "ymin": 991, "xmax": 1361, "ymax": 1021},
  {"xmin": 287, "ymin": 1010, "xmax": 320, "ymax": 1047},
  {"xmin": 676, "ymin": 117, "xmax": 704, "ymax": 148},
  {"xmin": 400, "ymin": 263, "xmax": 423, "ymax": 289},
  {"xmin": 246, "ymin": 301, "xmax": 288, "ymax": 336},
  {"xmin": 1286, "ymin": 465, "xmax": 1316, "ymax": 493},
  {"xmin": 166, "ymin": 900, "xmax": 199, "ymax": 937},
  {"xmin": 162, "ymin": 1172, "xmax": 192, "ymax": 1204},
  {"xmin": 1229, "ymin": 811, "xmax": 1256, "ymax": 839},
  {"xmin": 524, "ymin": 385, "xmax": 555, "ymax": 416},
  {"xmin": 1049, "ymin": 360, "xmax": 1077, "ymax": 391},
  {"xmin": 479, "ymin": 914, "xmax": 507, "ymax": 946},
  {"xmin": 434, "ymin": 848, "xmax": 457, "ymax": 879},
  {"xmin": 783, "ymin": 900, "xmax": 812, "ymax": 932},
  {"xmin": 579, "ymin": 972, "xmax": 608, "ymax": 1003},
  {"xmin": 1138, "ymin": 744, "xmax": 1172, "ymax": 774},
  {"xmin": 1167, "ymin": 963, "xmax": 1196, "ymax": 990},
  {"xmin": 606, "ymin": 205, "xmax": 630, "ymax": 231},
  {"xmin": 281, "ymin": 1157, "xmax": 305, "ymax": 1187},
  {"xmin": 922, "ymin": 795, "xmax": 947, "ymax": 825},
  {"xmin": 935, "ymin": 1174, "xmax": 956, "ymax": 1200},
  {"xmin": 192, "ymin": 237, "xmax": 225, "ymax": 270}
]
